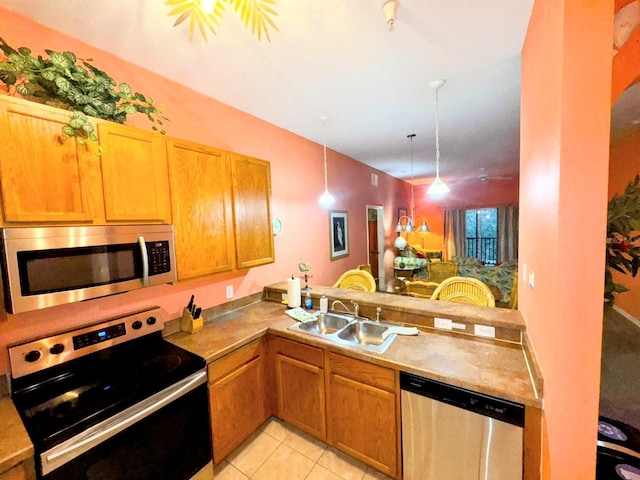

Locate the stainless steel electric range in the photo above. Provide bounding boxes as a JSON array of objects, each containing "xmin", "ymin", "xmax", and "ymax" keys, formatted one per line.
[{"xmin": 8, "ymin": 307, "xmax": 212, "ymax": 480}]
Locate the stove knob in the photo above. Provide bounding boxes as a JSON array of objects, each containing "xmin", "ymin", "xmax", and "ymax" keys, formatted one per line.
[
  {"xmin": 50, "ymin": 343, "xmax": 65, "ymax": 355},
  {"xmin": 146, "ymin": 316, "xmax": 157, "ymax": 326},
  {"xmin": 25, "ymin": 350, "xmax": 41, "ymax": 363},
  {"xmin": 132, "ymin": 320, "xmax": 143, "ymax": 330}
]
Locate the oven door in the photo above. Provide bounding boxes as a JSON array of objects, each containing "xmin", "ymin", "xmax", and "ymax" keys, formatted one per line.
[
  {"xmin": 40, "ymin": 371, "xmax": 211, "ymax": 480},
  {"xmin": 1, "ymin": 225, "xmax": 176, "ymax": 313}
]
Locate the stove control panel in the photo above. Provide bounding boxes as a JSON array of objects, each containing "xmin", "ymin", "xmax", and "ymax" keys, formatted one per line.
[
  {"xmin": 9, "ymin": 306, "xmax": 165, "ymax": 379},
  {"xmin": 73, "ymin": 323, "xmax": 126, "ymax": 350}
]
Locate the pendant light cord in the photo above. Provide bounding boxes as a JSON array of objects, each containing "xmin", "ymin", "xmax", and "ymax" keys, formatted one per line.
[
  {"xmin": 408, "ymin": 133, "xmax": 416, "ymax": 220},
  {"xmin": 435, "ymin": 85, "xmax": 441, "ymax": 177},
  {"xmin": 323, "ymin": 118, "xmax": 328, "ymax": 191}
]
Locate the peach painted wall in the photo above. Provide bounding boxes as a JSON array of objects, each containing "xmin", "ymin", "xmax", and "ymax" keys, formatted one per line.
[
  {"xmin": 521, "ymin": 0, "xmax": 613, "ymax": 478},
  {"xmin": 0, "ymin": 9, "xmax": 410, "ymax": 374},
  {"xmin": 402, "ymin": 179, "xmax": 519, "ymax": 252},
  {"xmin": 609, "ymin": 129, "xmax": 640, "ymax": 318}
]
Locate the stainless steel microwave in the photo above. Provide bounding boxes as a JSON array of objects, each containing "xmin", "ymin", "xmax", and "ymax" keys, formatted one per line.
[{"xmin": 0, "ymin": 225, "xmax": 177, "ymax": 314}]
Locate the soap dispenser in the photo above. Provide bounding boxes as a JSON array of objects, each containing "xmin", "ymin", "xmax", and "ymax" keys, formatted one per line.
[{"xmin": 304, "ymin": 290, "xmax": 313, "ymax": 310}]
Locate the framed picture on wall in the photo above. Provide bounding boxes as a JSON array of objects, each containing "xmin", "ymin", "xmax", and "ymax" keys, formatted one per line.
[
  {"xmin": 397, "ymin": 207, "xmax": 407, "ymax": 222},
  {"xmin": 329, "ymin": 210, "xmax": 349, "ymax": 260}
]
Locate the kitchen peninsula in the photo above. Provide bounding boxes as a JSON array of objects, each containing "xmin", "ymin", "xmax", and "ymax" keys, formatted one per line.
[{"xmin": 0, "ymin": 284, "xmax": 542, "ymax": 479}]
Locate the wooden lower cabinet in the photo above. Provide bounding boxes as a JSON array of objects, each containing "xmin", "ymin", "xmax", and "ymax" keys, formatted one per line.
[
  {"xmin": 0, "ymin": 459, "xmax": 36, "ymax": 480},
  {"xmin": 208, "ymin": 339, "xmax": 269, "ymax": 464},
  {"xmin": 272, "ymin": 337, "xmax": 327, "ymax": 440},
  {"xmin": 328, "ymin": 352, "xmax": 399, "ymax": 478}
]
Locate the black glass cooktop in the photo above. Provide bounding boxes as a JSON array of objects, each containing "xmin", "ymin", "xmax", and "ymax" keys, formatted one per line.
[{"xmin": 11, "ymin": 332, "xmax": 205, "ymax": 451}]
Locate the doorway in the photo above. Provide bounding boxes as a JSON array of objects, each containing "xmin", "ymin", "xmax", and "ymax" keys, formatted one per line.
[{"xmin": 366, "ymin": 205, "xmax": 385, "ymax": 290}]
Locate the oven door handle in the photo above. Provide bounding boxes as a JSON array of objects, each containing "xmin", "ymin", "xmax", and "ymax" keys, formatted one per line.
[
  {"xmin": 42, "ymin": 369, "xmax": 207, "ymax": 475},
  {"xmin": 138, "ymin": 235, "xmax": 150, "ymax": 286}
]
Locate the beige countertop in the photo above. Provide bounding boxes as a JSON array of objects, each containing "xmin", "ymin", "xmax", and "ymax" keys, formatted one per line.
[
  {"xmin": 0, "ymin": 286, "xmax": 541, "ymax": 471},
  {"xmin": 166, "ymin": 296, "xmax": 541, "ymax": 407},
  {"xmin": 0, "ymin": 396, "xmax": 33, "ymax": 475}
]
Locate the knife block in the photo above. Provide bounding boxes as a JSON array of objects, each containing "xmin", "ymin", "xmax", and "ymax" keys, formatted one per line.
[{"xmin": 180, "ymin": 307, "xmax": 203, "ymax": 334}]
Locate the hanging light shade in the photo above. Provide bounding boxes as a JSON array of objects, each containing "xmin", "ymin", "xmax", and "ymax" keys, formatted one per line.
[
  {"xmin": 318, "ymin": 116, "xmax": 335, "ymax": 207},
  {"xmin": 427, "ymin": 79, "xmax": 450, "ymax": 196}
]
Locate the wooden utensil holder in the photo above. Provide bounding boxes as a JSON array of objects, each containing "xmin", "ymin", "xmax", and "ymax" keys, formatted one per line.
[{"xmin": 180, "ymin": 307, "xmax": 203, "ymax": 334}]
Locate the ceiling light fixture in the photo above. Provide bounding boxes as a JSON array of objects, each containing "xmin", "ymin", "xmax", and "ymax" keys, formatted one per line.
[
  {"xmin": 396, "ymin": 134, "xmax": 430, "ymax": 234},
  {"xmin": 165, "ymin": 0, "xmax": 279, "ymax": 42},
  {"xmin": 427, "ymin": 79, "xmax": 450, "ymax": 196},
  {"xmin": 318, "ymin": 116, "xmax": 335, "ymax": 208},
  {"xmin": 382, "ymin": 0, "xmax": 399, "ymax": 31}
]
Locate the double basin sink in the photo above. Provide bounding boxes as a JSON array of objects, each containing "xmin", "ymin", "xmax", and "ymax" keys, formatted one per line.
[{"xmin": 288, "ymin": 312, "xmax": 397, "ymax": 353}]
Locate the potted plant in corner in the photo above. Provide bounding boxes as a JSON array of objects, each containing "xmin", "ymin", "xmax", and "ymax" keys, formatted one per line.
[
  {"xmin": 0, "ymin": 37, "xmax": 167, "ymax": 150},
  {"xmin": 605, "ymin": 175, "xmax": 640, "ymax": 307}
]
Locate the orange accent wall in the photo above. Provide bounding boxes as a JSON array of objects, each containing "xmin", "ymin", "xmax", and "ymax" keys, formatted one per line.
[
  {"xmin": 609, "ymin": 128, "xmax": 640, "ymax": 318},
  {"xmin": 521, "ymin": 0, "xmax": 613, "ymax": 478},
  {"xmin": 403, "ymin": 179, "xmax": 519, "ymax": 252},
  {"xmin": 0, "ymin": 9, "xmax": 410, "ymax": 374}
]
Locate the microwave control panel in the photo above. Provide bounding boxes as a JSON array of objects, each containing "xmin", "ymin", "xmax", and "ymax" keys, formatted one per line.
[{"xmin": 148, "ymin": 241, "xmax": 172, "ymax": 275}]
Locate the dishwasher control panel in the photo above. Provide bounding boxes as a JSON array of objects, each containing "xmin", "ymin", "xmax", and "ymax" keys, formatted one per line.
[{"xmin": 400, "ymin": 371, "xmax": 525, "ymax": 427}]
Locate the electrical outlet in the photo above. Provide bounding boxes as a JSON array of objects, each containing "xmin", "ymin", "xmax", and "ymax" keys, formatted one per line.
[
  {"xmin": 226, "ymin": 285, "xmax": 233, "ymax": 299},
  {"xmin": 474, "ymin": 324, "xmax": 496, "ymax": 338},
  {"xmin": 434, "ymin": 317, "xmax": 453, "ymax": 330}
]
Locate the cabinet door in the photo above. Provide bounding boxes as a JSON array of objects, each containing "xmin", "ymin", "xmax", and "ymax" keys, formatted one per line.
[
  {"xmin": 275, "ymin": 354, "xmax": 326, "ymax": 440},
  {"xmin": 98, "ymin": 122, "xmax": 171, "ymax": 223},
  {"xmin": 231, "ymin": 155, "xmax": 274, "ymax": 268},
  {"xmin": 0, "ymin": 96, "xmax": 96, "ymax": 223},
  {"xmin": 329, "ymin": 373, "xmax": 397, "ymax": 477},
  {"xmin": 167, "ymin": 139, "xmax": 234, "ymax": 279},
  {"xmin": 209, "ymin": 355, "xmax": 267, "ymax": 463}
]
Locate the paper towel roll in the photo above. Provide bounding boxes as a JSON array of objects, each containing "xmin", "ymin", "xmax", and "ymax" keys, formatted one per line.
[{"xmin": 287, "ymin": 277, "xmax": 301, "ymax": 308}]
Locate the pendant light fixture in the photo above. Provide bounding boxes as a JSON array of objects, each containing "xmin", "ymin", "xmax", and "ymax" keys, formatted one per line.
[
  {"xmin": 381, "ymin": 0, "xmax": 400, "ymax": 31},
  {"xmin": 395, "ymin": 134, "xmax": 430, "ymax": 235},
  {"xmin": 427, "ymin": 79, "xmax": 450, "ymax": 196},
  {"xmin": 318, "ymin": 116, "xmax": 335, "ymax": 208}
]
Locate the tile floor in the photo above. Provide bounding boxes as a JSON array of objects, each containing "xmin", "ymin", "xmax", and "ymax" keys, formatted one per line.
[{"xmin": 212, "ymin": 417, "xmax": 394, "ymax": 480}]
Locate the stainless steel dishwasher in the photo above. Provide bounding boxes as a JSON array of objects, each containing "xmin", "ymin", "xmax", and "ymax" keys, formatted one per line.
[{"xmin": 400, "ymin": 372, "xmax": 525, "ymax": 480}]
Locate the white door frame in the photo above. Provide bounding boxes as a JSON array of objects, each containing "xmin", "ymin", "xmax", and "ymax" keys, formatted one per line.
[{"xmin": 366, "ymin": 205, "xmax": 385, "ymax": 289}]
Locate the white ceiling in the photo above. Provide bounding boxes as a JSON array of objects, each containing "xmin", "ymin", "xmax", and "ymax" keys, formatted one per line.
[{"xmin": 0, "ymin": 0, "xmax": 535, "ymax": 183}]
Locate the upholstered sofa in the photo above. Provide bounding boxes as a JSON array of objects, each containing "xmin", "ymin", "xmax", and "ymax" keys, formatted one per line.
[{"xmin": 451, "ymin": 256, "xmax": 518, "ymax": 304}]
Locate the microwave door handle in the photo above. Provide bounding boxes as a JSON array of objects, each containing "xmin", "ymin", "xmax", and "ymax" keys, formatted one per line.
[{"xmin": 138, "ymin": 236, "xmax": 150, "ymax": 286}]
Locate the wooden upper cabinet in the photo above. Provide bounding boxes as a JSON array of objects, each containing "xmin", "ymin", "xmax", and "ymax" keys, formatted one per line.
[
  {"xmin": 231, "ymin": 155, "xmax": 274, "ymax": 269},
  {"xmin": 167, "ymin": 138, "xmax": 234, "ymax": 280},
  {"xmin": 0, "ymin": 96, "xmax": 96, "ymax": 224},
  {"xmin": 98, "ymin": 122, "xmax": 171, "ymax": 223}
]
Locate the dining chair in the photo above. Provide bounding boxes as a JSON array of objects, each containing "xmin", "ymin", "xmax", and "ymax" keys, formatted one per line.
[
  {"xmin": 332, "ymin": 269, "xmax": 377, "ymax": 292},
  {"xmin": 427, "ymin": 261, "xmax": 459, "ymax": 283},
  {"xmin": 430, "ymin": 276, "xmax": 496, "ymax": 307},
  {"xmin": 404, "ymin": 280, "xmax": 439, "ymax": 298}
]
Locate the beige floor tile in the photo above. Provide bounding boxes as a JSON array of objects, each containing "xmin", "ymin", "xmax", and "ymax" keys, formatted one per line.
[
  {"xmin": 363, "ymin": 466, "xmax": 394, "ymax": 480},
  {"xmin": 282, "ymin": 425, "xmax": 327, "ymax": 461},
  {"xmin": 317, "ymin": 447, "xmax": 368, "ymax": 480},
  {"xmin": 305, "ymin": 464, "xmax": 344, "ymax": 480},
  {"xmin": 212, "ymin": 460, "xmax": 248, "ymax": 480},
  {"xmin": 252, "ymin": 444, "xmax": 315, "ymax": 480},
  {"xmin": 259, "ymin": 416, "xmax": 293, "ymax": 442},
  {"xmin": 225, "ymin": 430, "xmax": 280, "ymax": 477}
]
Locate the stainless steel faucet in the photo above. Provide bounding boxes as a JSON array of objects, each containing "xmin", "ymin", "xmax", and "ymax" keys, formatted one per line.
[{"xmin": 331, "ymin": 300, "xmax": 360, "ymax": 319}]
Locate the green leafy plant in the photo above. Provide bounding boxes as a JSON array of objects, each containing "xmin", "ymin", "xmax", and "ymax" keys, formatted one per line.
[
  {"xmin": 0, "ymin": 37, "xmax": 167, "ymax": 149},
  {"xmin": 605, "ymin": 174, "xmax": 640, "ymax": 307}
]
